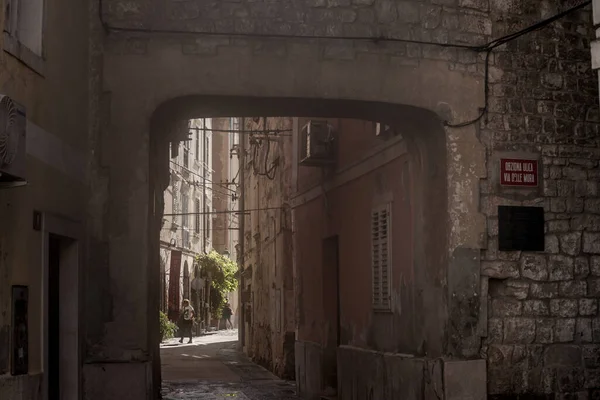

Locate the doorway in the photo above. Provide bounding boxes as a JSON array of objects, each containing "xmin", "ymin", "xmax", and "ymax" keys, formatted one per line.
[
  {"xmin": 43, "ymin": 215, "xmax": 80, "ymax": 400},
  {"xmin": 48, "ymin": 235, "xmax": 60, "ymax": 399},
  {"xmin": 322, "ymin": 235, "xmax": 340, "ymax": 394}
]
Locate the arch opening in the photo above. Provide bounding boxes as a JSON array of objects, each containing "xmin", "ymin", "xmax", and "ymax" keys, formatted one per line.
[{"xmin": 148, "ymin": 95, "xmax": 449, "ymax": 398}]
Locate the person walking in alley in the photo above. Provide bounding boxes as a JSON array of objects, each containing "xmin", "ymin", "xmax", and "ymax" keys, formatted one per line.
[
  {"xmin": 179, "ymin": 299, "xmax": 195, "ymax": 344},
  {"xmin": 222, "ymin": 302, "xmax": 233, "ymax": 330}
]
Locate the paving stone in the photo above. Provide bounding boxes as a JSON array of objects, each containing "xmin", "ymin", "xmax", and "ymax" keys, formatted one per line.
[{"xmin": 161, "ymin": 330, "xmax": 300, "ymax": 400}]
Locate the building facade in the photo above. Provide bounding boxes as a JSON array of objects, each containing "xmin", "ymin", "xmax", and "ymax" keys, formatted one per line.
[
  {"xmin": 160, "ymin": 118, "xmax": 213, "ymax": 325},
  {"xmin": 211, "ymin": 118, "xmax": 241, "ymax": 327},
  {"xmin": 0, "ymin": 0, "xmax": 91, "ymax": 396}
]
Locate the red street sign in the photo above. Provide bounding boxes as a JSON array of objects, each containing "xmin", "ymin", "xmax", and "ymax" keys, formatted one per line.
[{"xmin": 500, "ymin": 159, "xmax": 538, "ymax": 187}]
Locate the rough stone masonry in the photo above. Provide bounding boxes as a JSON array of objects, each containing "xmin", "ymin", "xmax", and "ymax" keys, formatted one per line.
[{"xmin": 479, "ymin": 1, "xmax": 600, "ymax": 396}]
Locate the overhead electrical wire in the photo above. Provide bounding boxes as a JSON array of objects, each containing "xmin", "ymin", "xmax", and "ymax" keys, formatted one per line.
[
  {"xmin": 98, "ymin": 0, "xmax": 589, "ymax": 52},
  {"xmin": 160, "ymin": 226, "xmax": 239, "ymax": 231},
  {"xmin": 163, "ymin": 206, "xmax": 284, "ymax": 217},
  {"xmin": 98, "ymin": 0, "xmax": 592, "ymax": 128},
  {"xmin": 445, "ymin": 0, "xmax": 591, "ymax": 127},
  {"xmin": 169, "ymin": 160, "xmax": 236, "ymax": 195},
  {"xmin": 189, "ymin": 126, "xmax": 293, "ymax": 136},
  {"xmin": 249, "ymin": 117, "xmax": 280, "ymax": 180}
]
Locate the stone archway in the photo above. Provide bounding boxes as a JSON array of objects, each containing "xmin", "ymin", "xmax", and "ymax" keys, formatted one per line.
[{"xmin": 85, "ymin": 36, "xmax": 486, "ymax": 397}]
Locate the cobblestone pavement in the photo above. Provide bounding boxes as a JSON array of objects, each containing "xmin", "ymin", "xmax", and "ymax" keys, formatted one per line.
[{"xmin": 161, "ymin": 330, "xmax": 301, "ymax": 400}]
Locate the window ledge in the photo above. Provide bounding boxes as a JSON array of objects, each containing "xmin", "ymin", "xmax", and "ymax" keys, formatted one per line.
[{"xmin": 3, "ymin": 33, "xmax": 45, "ymax": 76}]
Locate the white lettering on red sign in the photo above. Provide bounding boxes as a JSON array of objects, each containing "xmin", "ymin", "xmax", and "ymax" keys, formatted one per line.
[{"xmin": 500, "ymin": 159, "xmax": 538, "ymax": 187}]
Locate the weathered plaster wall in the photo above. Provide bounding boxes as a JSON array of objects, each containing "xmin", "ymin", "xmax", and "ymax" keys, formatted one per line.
[
  {"xmin": 0, "ymin": 0, "xmax": 90, "ymax": 396},
  {"xmin": 292, "ymin": 117, "xmax": 451, "ymax": 398},
  {"xmin": 241, "ymin": 117, "xmax": 295, "ymax": 379}
]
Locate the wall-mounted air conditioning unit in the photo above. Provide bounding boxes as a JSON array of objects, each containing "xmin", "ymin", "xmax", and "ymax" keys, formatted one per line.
[
  {"xmin": 0, "ymin": 95, "xmax": 27, "ymax": 188},
  {"xmin": 375, "ymin": 122, "xmax": 394, "ymax": 139},
  {"xmin": 299, "ymin": 120, "xmax": 335, "ymax": 167}
]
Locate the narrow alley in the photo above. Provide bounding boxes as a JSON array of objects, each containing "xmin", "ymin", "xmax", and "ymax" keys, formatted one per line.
[
  {"xmin": 161, "ymin": 330, "xmax": 300, "ymax": 400},
  {"xmin": 2, "ymin": 0, "xmax": 600, "ymax": 398}
]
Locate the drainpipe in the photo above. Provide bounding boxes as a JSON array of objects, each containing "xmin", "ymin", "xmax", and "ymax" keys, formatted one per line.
[{"xmin": 238, "ymin": 117, "xmax": 246, "ymax": 351}]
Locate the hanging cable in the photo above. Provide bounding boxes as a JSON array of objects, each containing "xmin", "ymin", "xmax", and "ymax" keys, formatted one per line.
[
  {"xmin": 99, "ymin": 0, "xmax": 590, "ymax": 52},
  {"xmin": 249, "ymin": 117, "xmax": 280, "ymax": 180},
  {"xmin": 164, "ymin": 206, "xmax": 283, "ymax": 216},
  {"xmin": 444, "ymin": 0, "xmax": 591, "ymax": 128},
  {"xmin": 97, "ymin": 0, "xmax": 592, "ymax": 129},
  {"xmin": 444, "ymin": 48, "xmax": 492, "ymax": 128},
  {"xmin": 170, "ymin": 160, "xmax": 236, "ymax": 194}
]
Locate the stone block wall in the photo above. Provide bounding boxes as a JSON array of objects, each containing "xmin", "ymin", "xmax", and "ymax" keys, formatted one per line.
[{"xmin": 479, "ymin": 2, "xmax": 600, "ymax": 397}]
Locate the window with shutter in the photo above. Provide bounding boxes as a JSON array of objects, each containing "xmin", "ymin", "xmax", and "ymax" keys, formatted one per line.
[{"xmin": 372, "ymin": 203, "xmax": 391, "ymax": 310}]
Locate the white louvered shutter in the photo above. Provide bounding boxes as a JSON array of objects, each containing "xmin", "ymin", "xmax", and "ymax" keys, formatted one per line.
[{"xmin": 371, "ymin": 203, "xmax": 391, "ymax": 310}]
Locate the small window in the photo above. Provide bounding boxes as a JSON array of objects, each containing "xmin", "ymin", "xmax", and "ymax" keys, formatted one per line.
[
  {"xmin": 205, "ymin": 206, "xmax": 211, "ymax": 239},
  {"xmin": 170, "ymin": 142, "xmax": 179, "ymax": 159},
  {"xmin": 183, "ymin": 148, "xmax": 189, "ymax": 169},
  {"xmin": 182, "ymin": 195, "xmax": 190, "ymax": 248},
  {"xmin": 372, "ymin": 203, "xmax": 391, "ymax": 311},
  {"xmin": 195, "ymin": 199, "xmax": 200, "ymax": 234},
  {"xmin": 181, "ymin": 194, "xmax": 189, "ymax": 228},
  {"xmin": 204, "ymin": 136, "xmax": 209, "ymax": 167},
  {"xmin": 4, "ymin": 0, "xmax": 44, "ymax": 56},
  {"xmin": 195, "ymin": 130, "xmax": 200, "ymax": 161}
]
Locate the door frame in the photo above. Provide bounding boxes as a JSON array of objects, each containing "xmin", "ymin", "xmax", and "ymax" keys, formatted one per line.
[{"xmin": 41, "ymin": 212, "xmax": 82, "ymax": 400}]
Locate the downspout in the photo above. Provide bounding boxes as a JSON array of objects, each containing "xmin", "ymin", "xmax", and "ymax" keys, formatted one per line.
[{"xmin": 238, "ymin": 117, "xmax": 246, "ymax": 350}]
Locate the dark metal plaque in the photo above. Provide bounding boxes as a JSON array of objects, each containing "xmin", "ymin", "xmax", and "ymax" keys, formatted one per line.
[
  {"xmin": 11, "ymin": 285, "xmax": 28, "ymax": 375},
  {"xmin": 498, "ymin": 206, "xmax": 544, "ymax": 252}
]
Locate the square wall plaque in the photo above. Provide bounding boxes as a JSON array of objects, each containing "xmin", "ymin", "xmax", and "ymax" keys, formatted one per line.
[{"xmin": 498, "ymin": 206, "xmax": 544, "ymax": 252}]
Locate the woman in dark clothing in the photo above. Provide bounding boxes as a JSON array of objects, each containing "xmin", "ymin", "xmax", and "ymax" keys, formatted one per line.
[{"xmin": 179, "ymin": 299, "xmax": 195, "ymax": 344}]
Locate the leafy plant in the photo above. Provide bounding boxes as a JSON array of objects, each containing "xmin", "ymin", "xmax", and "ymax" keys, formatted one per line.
[
  {"xmin": 160, "ymin": 311, "xmax": 177, "ymax": 341},
  {"xmin": 197, "ymin": 250, "xmax": 238, "ymax": 319}
]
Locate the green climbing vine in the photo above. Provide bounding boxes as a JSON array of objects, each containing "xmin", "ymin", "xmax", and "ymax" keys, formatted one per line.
[{"xmin": 197, "ymin": 250, "xmax": 238, "ymax": 319}]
